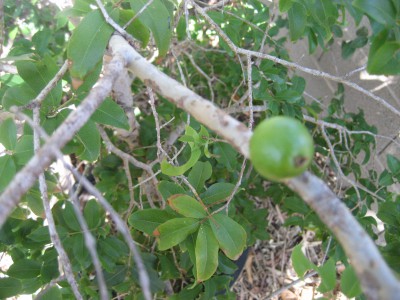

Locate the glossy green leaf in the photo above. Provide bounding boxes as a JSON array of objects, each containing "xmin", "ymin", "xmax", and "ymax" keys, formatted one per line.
[
  {"xmin": 353, "ymin": 0, "xmax": 396, "ymax": 25},
  {"xmin": 0, "ymin": 277, "xmax": 22, "ymax": 298},
  {"xmin": 84, "ymin": 199, "xmax": 102, "ymax": 230},
  {"xmin": 209, "ymin": 213, "xmax": 246, "ymax": 260},
  {"xmin": 288, "ymin": 2, "xmax": 307, "ymax": 41},
  {"xmin": 291, "ymin": 244, "xmax": 316, "ymax": 277},
  {"xmin": 188, "ymin": 161, "xmax": 212, "ymax": 192},
  {"xmin": 317, "ymin": 258, "xmax": 336, "ymax": 292},
  {"xmin": 129, "ymin": 208, "xmax": 174, "ymax": 235},
  {"xmin": 67, "ymin": 9, "xmax": 114, "ymax": 79},
  {"xmin": 0, "ymin": 118, "xmax": 17, "ymax": 150},
  {"xmin": 161, "ymin": 147, "xmax": 201, "ymax": 176},
  {"xmin": 2, "ymin": 83, "xmax": 36, "ymax": 110},
  {"xmin": 16, "ymin": 58, "xmax": 62, "ymax": 110},
  {"xmin": 0, "ymin": 155, "xmax": 16, "ymax": 192},
  {"xmin": 341, "ymin": 265, "xmax": 362, "ymax": 297},
  {"xmin": 158, "ymin": 181, "xmax": 186, "ymax": 200},
  {"xmin": 76, "ymin": 120, "xmax": 100, "ymax": 162},
  {"xmin": 130, "ymin": 0, "xmax": 172, "ymax": 56},
  {"xmin": 14, "ymin": 135, "xmax": 34, "ymax": 165},
  {"xmin": 119, "ymin": 9, "xmax": 150, "ymax": 46},
  {"xmin": 195, "ymin": 223, "xmax": 219, "ymax": 282},
  {"xmin": 155, "ymin": 218, "xmax": 199, "ymax": 250},
  {"xmin": 36, "ymin": 286, "xmax": 62, "ymax": 300},
  {"xmin": 7, "ymin": 259, "xmax": 41, "ymax": 279},
  {"xmin": 91, "ymin": 98, "xmax": 130, "ymax": 130},
  {"xmin": 168, "ymin": 194, "xmax": 207, "ymax": 218},
  {"xmin": 200, "ymin": 183, "xmax": 235, "ymax": 205}
]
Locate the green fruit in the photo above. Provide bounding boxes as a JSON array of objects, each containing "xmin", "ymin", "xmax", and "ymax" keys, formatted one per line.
[{"xmin": 249, "ymin": 116, "xmax": 314, "ymax": 181}]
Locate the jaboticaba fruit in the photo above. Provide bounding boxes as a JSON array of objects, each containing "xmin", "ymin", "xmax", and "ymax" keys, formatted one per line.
[{"xmin": 249, "ymin": 116, "xmax": 314, "ymax": 181}]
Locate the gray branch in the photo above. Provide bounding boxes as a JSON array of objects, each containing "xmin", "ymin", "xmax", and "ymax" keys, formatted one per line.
[{"xmin": 109, "ymin": 35, "xmax": 400, "ymax": 300}]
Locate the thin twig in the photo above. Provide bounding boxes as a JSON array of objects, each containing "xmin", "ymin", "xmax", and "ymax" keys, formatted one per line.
[
  {"xmin": 33, "ymin": 107, "xmax": 83, "ymax": 300},
  {"xmin": 15, "ymin": 111, "xmax": 153, "ymax": 300},
  {"xmin": 193, "ymin": 2, "xmax": 400, "ymax": 118}
]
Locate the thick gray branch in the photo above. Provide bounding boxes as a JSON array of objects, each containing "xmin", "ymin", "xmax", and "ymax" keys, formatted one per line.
[{"xmin": 109, "ymin": 35, "xmax": 400, "ymax": 299}]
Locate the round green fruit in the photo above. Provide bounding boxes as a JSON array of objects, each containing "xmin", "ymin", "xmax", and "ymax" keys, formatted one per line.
[{"xmin": 249, "ymin": 116, "xmax": 314, "ymax": 181}]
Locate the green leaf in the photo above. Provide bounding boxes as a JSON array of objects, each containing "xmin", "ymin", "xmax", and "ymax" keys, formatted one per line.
[
  {"xmin": 76, "ymin": 120, "xmax": 100, "ymax": 162},
  {"xmin": 377, "ymin": 201, "xmax": 400, "ymax": 227},
  {"xmin": 91, "ymin": 98, "xmax": 130, "ymax": 130},
  {"xmin": 7, "ymin": 259, "xmax": 42, "ymax": 279},
  {"xmin": 279, "ymin": 0, "xmax": 293, "ymax": 12},
  {"xmin": 16, "ymin": 58, "xmax": 62, "ymax": 110},
  {"xmin": 129, "ymin": 0, "xmax": 172, "ymax": 56},
  {"xmin": 378, "ymin": 169, "xmax": 394, "ymax": 186},
  {"xmin": 195, "ymin": 223, "xmax": 219, "ymax": 282},
  {"xmin": 129, "ymin": 208, "xmax": 174, "ymax": 235},
  {"xmin": 368, "ymin": 37, "xmax": 400, "ymax": 75},
  {"xmin": 27, "ymin": 225, "xmax": 67, "ymax": 243},
  {"xmin": 158, "ymin": 181, "xmax": 186, "ymax": 200},
  {"xmin": 36, "ymin": 286, "xmax": 62, "ymax": 300},
  {"xmin": 213, "ymin": 142, "xmax": 237, "ymax": 171},
  {"xmin": 341, "ymin": 265, "xmax": 362, "ymax": 297},
  {"xmin": 158, "ymin": 254, "xmax": 180, "ymax": 280},
  {"xmin": 0, "ymin": 118, "xmax": 17, "ymax": 150},
  {"xmin": 288, "ymin": 2, "xmax": 307, "ymax": 41},
  {"xmin": 387, "ymin": 154, "xmax": 400, "ymax": 174},
  {"xmin": 353, "ymin": 0, "xmax": 396, "ymax": 25},
  {"xmin": 14, "ymin": 135, "xmax": 34, "ymax": 165},
  {"xmin": 0, "ymin": 155, "xmax": 16, "ymax": 192},
  {"xmin": 62, "ymin": 201, "xmax": 82, "ymax": 232},
  {"xmin": 84, "ymin": 199, "xmax": 102, "ymax": 230},
  {"xmin": 317, "ymin": 258, "xmax": 336, "ymax": 293},
  {"xmin": 0, "ymin": 277, "xmax": 22, "ymax": 298},
  {"xmin": 168, "ymin": 194, "xmax": 208, "ymax": 218},
  {"xmin": 2, "ymin": 83, "xmax": 36, "ymax": 111},
  {"xmin": 188, "ymin": 161, "xmax": 212, "ymax": 192},
  {"xmin": 200, "ymin": 183, "xmax": 235, "ymax": 205},
  {"xmin": 155, "ymin": 218, "xmax": 199, "ymax": 250},
  {"xmin": 161, "ymin": 147, "xmax": 201, "ymax": 176},
  {"xmin": 73, "ymin": 234, "xmax": 90, "ymax": 268},
  {"xmin": 67, "ymin": 9, "xmax": 114, "ymax": 79},
  {"xmin": 209, "ymin": 213, "xmax": 246, "ymax": 260},
  {"xmin": 291, "ymin": 244, "xmax": 316, "ymax": 277},
  {"xmin": 119, "ymin": 9, "xmax": 150, "ymax": 46}
]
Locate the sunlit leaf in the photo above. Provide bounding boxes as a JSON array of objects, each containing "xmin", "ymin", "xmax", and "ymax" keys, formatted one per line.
[
  {"xmin": 291, "ymin": 244, "xmax": 316, "ymax": 277},
  {"xmin": 317, "ymin": 258, "xmax": 336, "ymax": 292},
  {"xmin": 67, "ymin": 9, "xmax": 114, "ymax": 79},
  {"xmin": 341, "ymin": 265, "xmax": 362, "ymax": 297},
  {"xmin": 129, "ymin": 0, "xmax": 172, "ymax": 56},
  {"xmin": 168, "ymin": 194, "xmax": 207, "ymax": 218}
]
